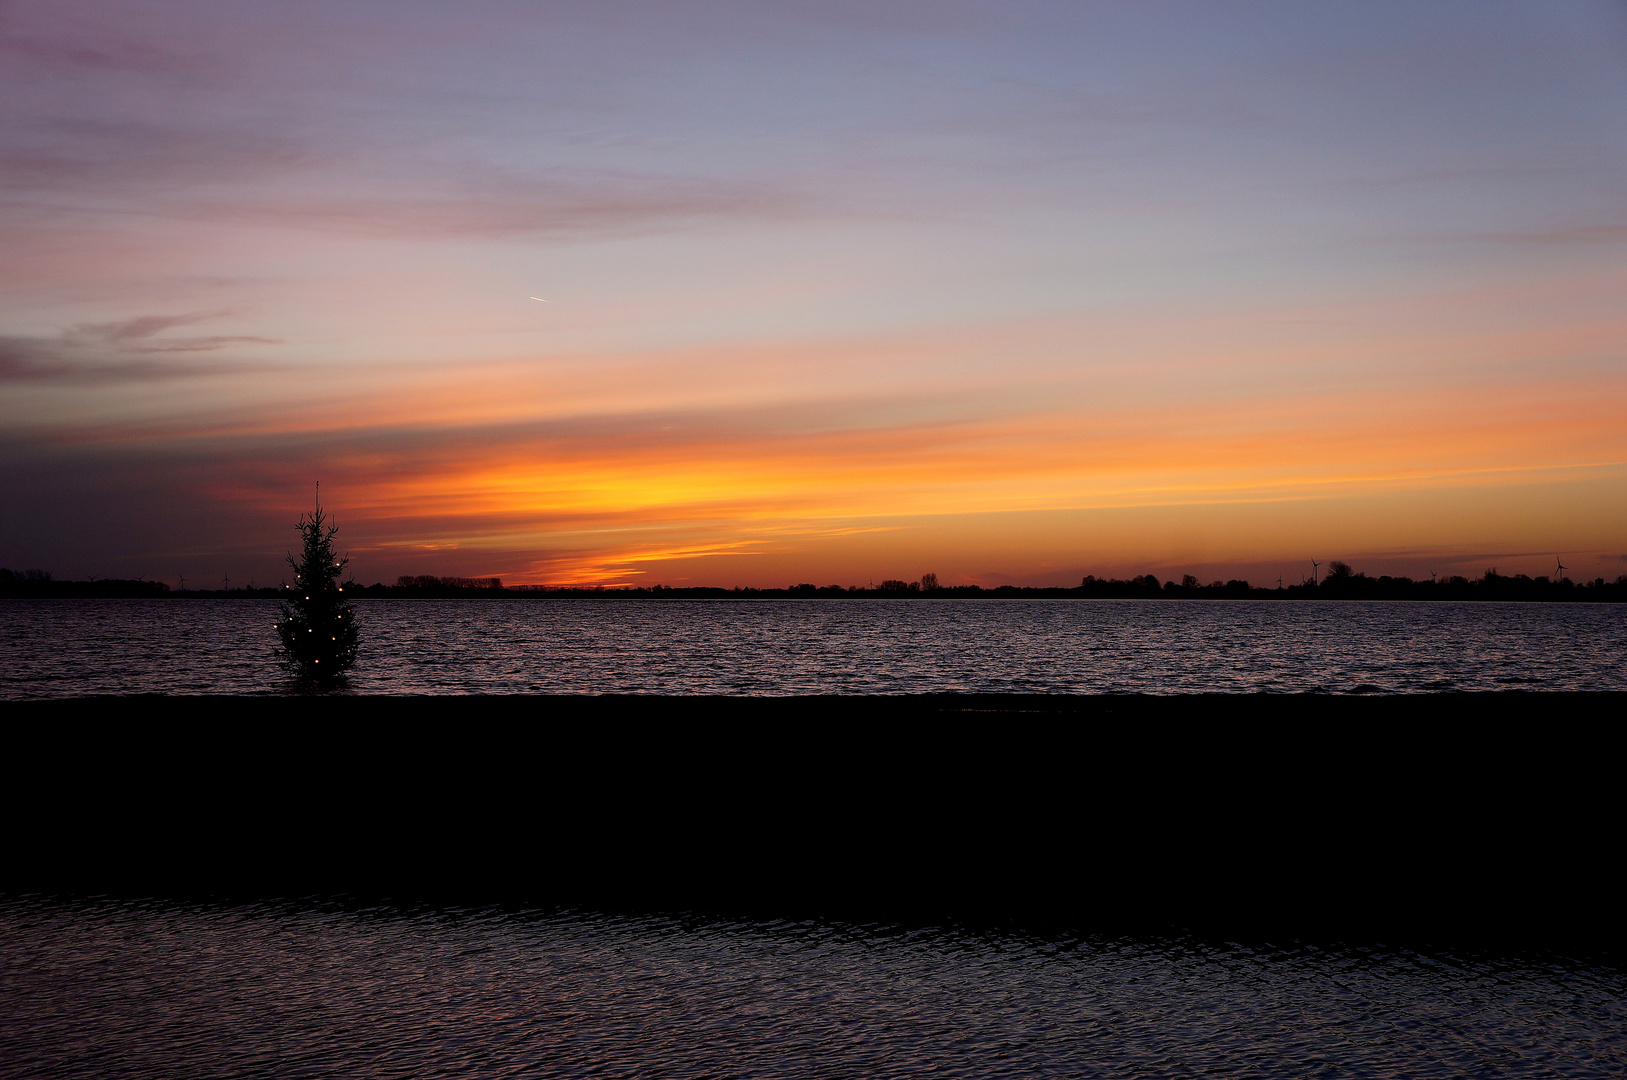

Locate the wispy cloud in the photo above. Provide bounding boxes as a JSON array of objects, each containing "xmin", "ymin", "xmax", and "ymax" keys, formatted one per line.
[
  {"xmin": 206, "ymin": 170, "xmax": 813, "ymax": 240},
  {"xmin": 0, "ymin": 119, "xmax": 312, "ymax": 198},
  {"xmin": 0, "ymin": 9, "xmax": 219, "ymax": 78},
  {"xmin": 1496, "ymin": 223, "xmax": 1627, "ymax": 246},
  {"xmin": 1, "ymin": 114, "xmax": 814, "ymax": 239},
  {"xmin": 0, "ymin": 313, "xmax": 278, "ymax": 383}
]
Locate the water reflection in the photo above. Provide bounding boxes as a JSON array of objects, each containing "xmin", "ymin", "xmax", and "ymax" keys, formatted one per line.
[
  {"xmin": 3, "ymin": 598, "xmax": 1625, "ymax": 697},
  {"xmin": 1, "ymin": 895, "xmax": 1622, "ymax": 1078}
]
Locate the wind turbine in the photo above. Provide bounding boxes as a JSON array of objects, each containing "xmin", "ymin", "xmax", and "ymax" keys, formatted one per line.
[
  {"xmin": 221, "ymin": 572, "xmax": 231, "ymax": 591},
  {"xmin": 1555, "ymin": 557, "xmax": 1567, "ymax": 580},
  {"xmin": 178, "ymin": 574, "xmax": 187, "ymax": 591},
  {"xmin": 1311, "ymin": 560, "xmax": 1320, "ymax": 587}
]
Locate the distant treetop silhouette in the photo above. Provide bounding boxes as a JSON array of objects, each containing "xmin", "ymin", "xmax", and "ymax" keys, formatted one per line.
[{"xmin": 274, "ymin": 493, "xmax": 358, "ymax": 686}]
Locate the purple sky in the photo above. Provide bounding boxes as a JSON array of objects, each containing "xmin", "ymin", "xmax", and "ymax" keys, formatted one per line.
[{"xmin": 3, "ymin": 2, "xmax": 1625, "ymax": 587}]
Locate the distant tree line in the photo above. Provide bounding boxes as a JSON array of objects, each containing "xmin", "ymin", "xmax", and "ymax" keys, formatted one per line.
[
  {"xmin": 0, "ymin": 568, "xmax": 171, "ymax": 598},
  {"xmin": 356, "ymin": 565, "xmax": 1627, "ymax": 601},
  {"xmin": 6, "ymin": 563, "xmax": 1625, "ymax": 601},
  {"xmin": 391, "ymin": 575, "xmax": 505, "ymax": 593}
]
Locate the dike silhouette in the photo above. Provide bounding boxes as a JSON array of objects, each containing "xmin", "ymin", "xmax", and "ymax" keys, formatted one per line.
[{"xmin": 6, "ymin": 689, "xmax": 1627, "ymax": 952}]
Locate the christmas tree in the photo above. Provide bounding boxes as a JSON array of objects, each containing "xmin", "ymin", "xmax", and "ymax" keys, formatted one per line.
[{"xmin": 275, "ymin": 490, "xmax": 359, "ymax": 685}]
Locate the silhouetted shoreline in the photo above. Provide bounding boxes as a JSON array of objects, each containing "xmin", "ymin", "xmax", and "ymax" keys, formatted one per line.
[
  {"xmin": 7, "ymin": 691, "xmax": 1623, "ymax": 951},
  {"xmin": 5, "ymin": 566, "xmax": 1625, "ymax": 601}
]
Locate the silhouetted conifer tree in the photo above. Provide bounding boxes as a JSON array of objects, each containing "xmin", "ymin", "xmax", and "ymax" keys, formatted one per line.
[{"xmin": 275, "ymin": 496, "xmax": 358, "ymax": 685}]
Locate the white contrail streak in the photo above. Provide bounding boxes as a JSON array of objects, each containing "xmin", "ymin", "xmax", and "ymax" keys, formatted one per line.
[{"xmin": 530, "ymin": 297, "xmax": 550, "ymax": 302}]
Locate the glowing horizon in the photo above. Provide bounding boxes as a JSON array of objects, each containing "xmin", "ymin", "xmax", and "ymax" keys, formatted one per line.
[{"xmin": 3, "ymin": 2, "xmax": 1625, "ymax": 588}]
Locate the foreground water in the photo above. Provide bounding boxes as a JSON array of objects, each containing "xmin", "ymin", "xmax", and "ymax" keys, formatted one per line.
[
  {"xmin": 3, "ymin": 598, "xmax": 1624, "ymax": 697},
  {"xmin": 1, "ymin": 895, "xmax": 1622, "ymax": 1079}
]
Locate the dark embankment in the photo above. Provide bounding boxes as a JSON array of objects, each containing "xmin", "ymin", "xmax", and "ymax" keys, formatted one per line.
[{"xmin": 4, "ymin": 692, "xmax": 1621, "ymax": 951}]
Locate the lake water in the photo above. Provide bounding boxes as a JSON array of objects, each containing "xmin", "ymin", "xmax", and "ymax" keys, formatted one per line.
[
  {"xmin": 7, "ymin": 605, "xmax": 1624, "ymax": 1078},
  {"xmin": 2, "ymin": 895, "xmax": 1622, "ymax": 1079},
  {"xmin": 3, "ymin": 598, "xmax": 1624, "ymax": 698}
]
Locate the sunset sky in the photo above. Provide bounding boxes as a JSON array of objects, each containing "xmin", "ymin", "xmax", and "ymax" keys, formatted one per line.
[{"xmin": 3, "ymin": 1, "xmax": 1624, "ymax": 587}]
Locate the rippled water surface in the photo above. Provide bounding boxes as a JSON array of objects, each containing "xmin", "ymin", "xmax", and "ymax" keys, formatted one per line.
[
  {"xmin": 2, "ymin": 895, "xmax": 1622, "ymax": 1079},
  {"xmin": 3, "ymin": 598, "xmax": 1624, "ymax": 697}
]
